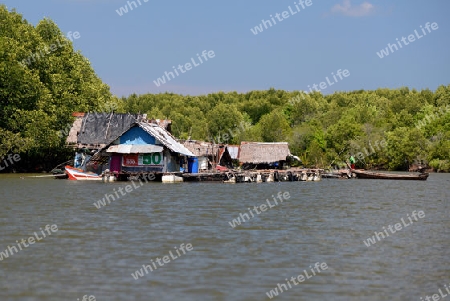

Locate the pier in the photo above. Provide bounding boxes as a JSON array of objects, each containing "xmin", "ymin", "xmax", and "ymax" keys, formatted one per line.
[{"xmin": 104, "ymin": 168, "xmax": 324, "ymax": 183}]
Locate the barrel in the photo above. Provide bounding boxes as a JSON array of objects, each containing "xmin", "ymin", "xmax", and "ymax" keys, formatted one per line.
[{"xmin": 188, "ymin": 157, "xmax": 199, "ymax": 173}]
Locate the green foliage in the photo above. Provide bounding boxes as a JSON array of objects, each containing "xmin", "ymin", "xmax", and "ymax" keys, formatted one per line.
[
  {"xmin": 115, "ymin": 84, "xmax": 450, "ymax": 170},
  {"xmin": 0, "ymin": 6, "xmax": 113, "ymax": 170},
  {"xmin": 1, "ymin": 5, "xmax": 449, "ymax": 172},
  {"xmin": 386, "ymin": 127, "xmax": 428, "ymax": 170},
  {"xmin": 257, "ymin": 110, "xmax": 292, "ymax": 142},
  {"xmin": 428, "ymin": 159, "xmax": 450, "ymax": 172},
  {"xmin": 206, "ymin": 103, "xmax": 243, "ymax": 139}
]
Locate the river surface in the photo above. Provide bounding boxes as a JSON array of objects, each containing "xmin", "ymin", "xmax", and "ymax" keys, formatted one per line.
[{"xmin": 0, "ymin": 173, "xmax": 449, "ymax": 301}]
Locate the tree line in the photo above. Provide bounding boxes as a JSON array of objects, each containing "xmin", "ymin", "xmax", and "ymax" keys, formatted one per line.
[
  {"xmin": 1, "ymin": 6, "xmax": 115, "ymax": 171},
  {"xmin": 1, "ymin": 6, "xmax": 449, "ymax": 172},
  {"xmin": 116, "ymin": 87, "xmax": 450, "ymax": 171}
]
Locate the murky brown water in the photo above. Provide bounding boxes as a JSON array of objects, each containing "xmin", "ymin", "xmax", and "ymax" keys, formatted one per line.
[{"xmin": 0, "ymin": 173, "xmax": 449, "ymax": 300}]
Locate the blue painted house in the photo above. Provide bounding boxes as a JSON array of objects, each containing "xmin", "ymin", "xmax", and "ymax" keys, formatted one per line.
[{"xmin": 88, "ymin": 121, "xmax": 195, "ymax": 174}]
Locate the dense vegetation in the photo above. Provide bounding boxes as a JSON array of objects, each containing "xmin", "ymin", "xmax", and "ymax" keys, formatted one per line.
[
  {"xmin": 1, "ymin": 6, "xmax": 449, "ymax": 172},
  {"xmin": 0, "ymin": 6, "xmax": 116, "ymax": 170},
  {"xmin": 116, "ymin": 87, "xmax": 450, "ymax": 171}
]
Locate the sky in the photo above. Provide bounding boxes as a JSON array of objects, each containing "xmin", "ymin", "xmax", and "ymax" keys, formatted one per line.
[{"xmin": 2, "ymin": 0, "xmax": 449, "ymax": 97}]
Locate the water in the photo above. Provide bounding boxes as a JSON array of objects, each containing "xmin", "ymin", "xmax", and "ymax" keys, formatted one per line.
[{"xmin": 0, "ymin": 173, "xmax": 449, "ymax": 301}]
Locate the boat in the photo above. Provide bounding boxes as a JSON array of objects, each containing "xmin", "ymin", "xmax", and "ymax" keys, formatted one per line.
[
  {"xmin": 352, "ymin": 169, "xmax": 429, "ymax": 180},
  {"xmin": 65, "ymin": 166, "xmax": 102, "ymax": 181}
]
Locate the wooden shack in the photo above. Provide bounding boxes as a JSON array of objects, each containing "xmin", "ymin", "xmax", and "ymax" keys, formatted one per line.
[
  {"xmin": 181, "ymin": 140, "xmax": 234, "ymax": 171},
  {"xmin": 238, "ymin": 142, "xmax": 292, "ymax": 169},
  {"xmin": 87, "ymin": 121, "xmax": 194, "ymax": 177}
]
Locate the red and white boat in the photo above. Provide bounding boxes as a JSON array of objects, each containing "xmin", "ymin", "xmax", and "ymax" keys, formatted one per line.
[{"xmin": 65, "ymin": 166, "xmax": 102, "ymax": 181}]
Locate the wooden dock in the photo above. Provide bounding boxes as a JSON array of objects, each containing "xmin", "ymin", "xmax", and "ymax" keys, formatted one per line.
[
  {"xmin": 83, "ymin": 168, "xmax": 430, "ymax": 183},
  {"xmin": 110, "ymin": 169, "xmax": 324, "ymax": 183}
]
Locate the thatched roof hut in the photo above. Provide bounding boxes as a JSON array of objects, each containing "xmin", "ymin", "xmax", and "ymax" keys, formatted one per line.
[
  {"xmin": 66, "ymin": 113, "xmax": 84, "ymax": 146},
  {"xmin": 238, "ymin": 142, "xmax": 291, "ymax": 164},
  {"xmin": 181, "ymin": 140, "xmax": 220, "ymax": 157}
]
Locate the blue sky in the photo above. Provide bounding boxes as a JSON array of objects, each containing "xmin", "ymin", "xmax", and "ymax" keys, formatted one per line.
[{"xmin": 3, "ymin": 0, "xmax": 449, "ymax": 96}]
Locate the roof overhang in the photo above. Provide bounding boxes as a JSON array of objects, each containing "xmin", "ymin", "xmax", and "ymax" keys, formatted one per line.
[{"xmin": 106, "ymin": 144, "xmax": 164, "ymax": 154}]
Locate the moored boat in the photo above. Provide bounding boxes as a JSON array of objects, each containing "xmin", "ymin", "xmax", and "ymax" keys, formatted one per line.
[
  {"xmin": 352, "ymin": 169, "xmax": 429, "ymax": 180},
  {"xmin": 65, "ymin": 166, "xmax": 102, "ymax": 181}
]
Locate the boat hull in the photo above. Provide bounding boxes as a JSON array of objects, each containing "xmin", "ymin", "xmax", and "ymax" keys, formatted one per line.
[
  {"xmin": 352, "ymin": 170, "xmax": 429, "ymax": 180},
  {"xmin": 65, "ymin": 166, "xmax": 102, "ymax": 181}
]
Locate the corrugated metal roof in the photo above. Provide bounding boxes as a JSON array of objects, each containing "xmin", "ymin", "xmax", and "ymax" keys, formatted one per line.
[
  {"xmin": 91, "ymin": 121, "xmax": 195, "ymax": 159},
  {"xmin": 106, "ymin": 144, "xmax": 163, "ymax": 154},
  {"xmin": 138, "ymin": 122, "xmax": 195, "ymax": 157},
  {"xmin": 76, "ymin": 113, "xmax": 140, "ymax": 146},
  {"xmin": 66, "ymin": 113, "xmax": 173, "ymax": 148}
]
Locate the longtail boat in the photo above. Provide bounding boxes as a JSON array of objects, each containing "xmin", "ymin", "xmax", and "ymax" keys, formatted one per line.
[
  {"xmin": 65, "ymin": 166, "xmax": 102, "ymax": 181},
  {"xmin": 352, "ymin": 169, "xmax": 429, "ymax": 181}
]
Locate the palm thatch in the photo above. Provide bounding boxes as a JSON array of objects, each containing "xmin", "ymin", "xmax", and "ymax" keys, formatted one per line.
[
  {"xmin": 66, "ymin": 116, "xmax": 83, "ymax": 146},
  {"xmin": 238, "ymin": 142, "xmax": 291, "ymax": 164},
  {"xmin": 181, "ymin": 140, "xmax": 220, "ymax": 157}
]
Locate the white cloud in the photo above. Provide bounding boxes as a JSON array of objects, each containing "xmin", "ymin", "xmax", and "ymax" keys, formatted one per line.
[{"xmin": 330, "ymin": 0, "xmax": 375, "ymax": 17}]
